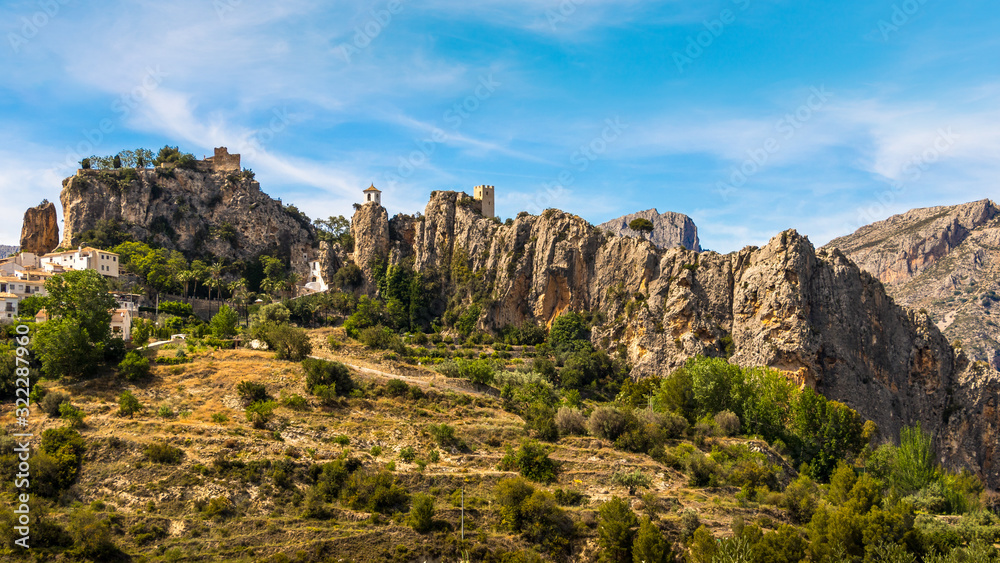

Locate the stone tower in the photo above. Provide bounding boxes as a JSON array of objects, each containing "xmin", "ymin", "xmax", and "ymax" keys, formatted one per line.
[
  {"xmin": 474, "ymin": 185, "xmax": 495, "ymax": 218},
  {"xmin": 363, "ymin": 184, "xmax": 382, "ymax": 206}
]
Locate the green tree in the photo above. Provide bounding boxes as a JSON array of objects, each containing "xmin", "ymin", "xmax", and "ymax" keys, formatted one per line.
[
  {"xmin": 119, "ymin": 351, "xmax": 150, "ymax": 381},
  {"xmin": 628, "ymin": 218, "xmax": 654, "ymax": 239},
  {"xmin": 16, "ymin": 294, "xmax": 47, "ymax": 318},
  {"xmin": 210, "ymin": 305, "xmax": 239, "ymax": 338},
  {"xmin": 890, "ymin": 423, "xmax": 938, "ymax": 496},
  {"xmin": 549, "ymin": 311, "xmax": 590, "ymax": 351},
  {"xmin": 34, "ymin": 318, "xmax": 100, "ymax": 378},
  {"xmin": 597, "ymin": 497, "xmax": 638, "ymax": 563},
  {"xmin": 632, "ymin": 516, "xmax": 670, "ymax": 563},
  {"xmin": 44, "ymin": 269, "xmax": 116, "ymax": 344},
  {"xmin": 408, "ymin": 493, "xmax": 435, "ymax": 533},
  {"xmin": 117, "ymin": 390, "xmax": 143, "ymax": 417}
]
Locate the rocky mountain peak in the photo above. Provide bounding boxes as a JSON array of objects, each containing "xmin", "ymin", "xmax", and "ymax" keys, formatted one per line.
[{"xmin": 598, "ymin": 208, "xmax": 701, "ymax": 251}]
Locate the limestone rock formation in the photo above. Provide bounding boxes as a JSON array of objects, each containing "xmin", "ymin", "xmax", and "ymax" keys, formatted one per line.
[
  {"xmin": 0, "ymin": 245, "xmax": 18, "ymax": 259},
  {"xmin": 20, "ymin": 200, "xmax": 60, "ymax": 255},
  {"xmin": 350, "ymin": 201, "xmax": 390, "ymax": 292},
  {"xmin": 598, "ymin": 208, "xmax": 701, "ymax": 251},
  {"xmin": 824, "ymin": 200, "xmax": 1000, "ymax": 369},
  {"xmin": 59, "ymin": 167, "xmax": 315, "ymax": 274},
  {"xmin": 352, "ymin": 190, "xmax": 998, "ymax": 488}
]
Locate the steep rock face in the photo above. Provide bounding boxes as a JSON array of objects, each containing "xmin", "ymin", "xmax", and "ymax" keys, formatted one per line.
[
  {"xmin": 824, "ymin": 200, "xmax": 1000, "ymax": 370},
  {"xmin": 0, "ymin": 245, "xmax": 18, "ymax": 259},
  {"xmin": 350, "ymin": 202, "xmax": 390, "ymax": 291},
  {"xmin": 359, "ymin": 190, "xmax": 997, "ymax": 487},
  {"xmin": 59, "ymin": 168, "xmax": 315, "ymax": 273},
  {"xmin": 598, "ymin": 208, "xmax": 701, "ymax": 251},
  {"xmin": 20, "ymin": 200, "xmax": 60, "ymax": 254}
]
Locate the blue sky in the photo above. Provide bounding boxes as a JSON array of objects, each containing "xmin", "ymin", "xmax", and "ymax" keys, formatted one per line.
[{"xmin": 1, "ymin": 0, "xmax": 997, "ymax": 252}]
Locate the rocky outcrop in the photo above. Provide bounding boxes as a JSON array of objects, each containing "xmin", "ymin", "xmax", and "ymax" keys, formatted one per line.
[
  {"xmin": 20, "ymin": 200, "xmax": 60, "ymax": 255},
  {"xmin": 824, "ymin": 200, "xmax": 1000, "ymax": 370},
  {"xmin": 598, "ymin": 208, "xmax": 701, "ymax": 251},
  {"xmin": 354, "ymin": 190, "xmax": 997, "ymax": 488},
  {"xmin": 350, "ymin": 201, "xmax": 390, "ymax": 291},
  {"xmin": 0, "ymin": 245, "xmax": 18, "ymax": 259},
  {"xmin": 59, "ymin": 168, "xmax": 315, "ymax": 274}
]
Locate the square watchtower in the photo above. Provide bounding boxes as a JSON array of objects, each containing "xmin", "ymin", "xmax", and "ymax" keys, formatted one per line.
[{"xmin": 474, "ymin": 185, "xmax": 495, "ymax": 218}]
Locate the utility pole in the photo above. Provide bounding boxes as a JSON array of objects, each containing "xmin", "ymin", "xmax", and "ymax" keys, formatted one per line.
[{"xmin": 461, "ymin": 487, "xmax": 465, "ymax": 541}]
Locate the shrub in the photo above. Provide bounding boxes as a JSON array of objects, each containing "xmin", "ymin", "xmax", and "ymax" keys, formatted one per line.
[
  {"xmin": 427, "ymin": 423, "xmax": 464, "ymax": 450},
  {"xmin": 359, "ymin": 325, "xmax": 402, "ymax": 351},
  {"xmin": 524, "ymin": 401, "xmax": 558, "ymax": 441},
  {"xmin": 587, "ymin": 406, "xmax": 629, "ymax": 442},
  {"xmin": 327, "ymin": 336, "xmax": 343, "ymax": 351},
  {"xmin": 555, "ymin": 407, "xmax": 587, "ymax": 436},
  {"xmin": 59, "ymin": 403, "xmax": 86, "ymax": 428},
  {"xmin": 611, "ymin": 469, "xmax": 652, "ymax": 495},
  {"xmin": 145, "ymin": 442, "xmax": 183, "ymax": 464},
  {"xmin": 302, "ymin": 358, "xmax": 354, "ymax": 396},
  {"xmin": 596, "ymin": 497, "xmax": 638, "ymax": 563},
  {"xmin": 399, "ymin": 446, "xmax": 416, "ymax": 462},
  {"xmin": 67, "ymin": 507, "xmax": 118, "ymax": 559},
  {"xmin": 281, "ymin": 393, "xmax": 309, "ymax": 410},
  {"xmin": 341, "ymin": 469, "xmax": 409, "ymax": 513},
  {"xmin": 118, "ymin": 391, "xmax": 143, "ymax": 417},
  {"xmin": 157, "ymin": 405, "xmax": 174, "ymax": 419},
  {"xmin": 211, "ymin": 413, "xmax": 228, "ymax": 424},
  {"xmin": 494, "ymin": 477, "xmax": 573, "ymax": 554},
  {"xmin": 201, "ymin": 496, "xmax": 233, "ymax": 519},
  {"xmin": 633, "ymin": 516, "xmax": 671, "ymax": 563},
  {"xmin": 119, "ymin": 351, "xmax": 151, "ymax": 381},
  {"xmin": 714, "ymin": 410, "xmax": 741, "ymax": 436},
  {"xmin": 498, "ymin": 440, "xmax": 560, "ymax": 483},
  {"xmin": 246, "ymin": 400, "xmax": 277, "ymax": 429},
  {"xmin": 40, "ymin": 391, "xmax": 70, "ymax": 417},
  {"xmin": 385, "ymin": 379, "xmax": 410, "ymax": 397},
  {"xmin": 38, "ymin": 427, "xmax": 86, "ymax": 494},
  {"xmin": 236, "ymin": 381, "xmax": 269, "ymax": 405},
  {"xmin": 267, "ymin": 324, "xmax": 312, "ymax": 361},
  {"xmin": 408, "ymin": 493, "xmax": 435, "ymax": 533},
  {"xmin": 686, "ymin": 452, "xmax": 720, "ymax": 487}
]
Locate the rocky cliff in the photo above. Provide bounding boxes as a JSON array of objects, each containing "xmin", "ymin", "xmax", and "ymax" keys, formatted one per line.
[
  {"xmin": 59, "ymin": 167, "xmax": 316, "ymax": 273},
  {"xmin": 598, "ymin": 208, "xmax": 701, "ymax": 251},
  {"xmin": 351, "ymin": 191, "xmax": 999, "ymax": 488},
  {"xmin": 824, "ymin": 200, "xmax": 1000, "ymax": 369},
  {"xmin": 0, "ymin": 245, "xmax": 18, "ymax": 259},
  {"xmin": 20, "ymin": 200, "xmax": 60, "ymax": 255}
]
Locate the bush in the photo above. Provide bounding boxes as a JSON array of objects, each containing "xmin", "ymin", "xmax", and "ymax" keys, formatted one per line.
[
  {"xmin": 408, "ymin": 493, "xmax": 435, "ymax": 533},
  {"xmin": 119, "ymin": 351, "xmax": 151, "ymax": 381},
  {"xmin": 40, "ymin": 391, "xmax": 70, "ymax": 417},
  {"xmin": 302, "ymin": 358, "xmax": 354, "ymax": 396},
  {"xmin": 686, "ymin": 452, "xmax": 720, "ymax": 487},
  {"xmin": 633, "ymin": 516, "xmax": 671, "ymax": 563},
  {"xmin": 267, "ymin": 324, "xmax": 312, "ymax": 361},
  {"xmin": 427, "ymin": 423, "xmax": 464, "ymax": 450},
  {"xmin": 524, "ymin": 401, "xmax": 558, "ymax": 441},
  {"xmin": 38, "ymin": 427, "xmax": 86, "ymax": 494},
  {"xmin": 597, "ymin": 497, "xmax": 638, "ymax": 563},
  {"xmin": 714, "ymin": 410, "xmax": 741, "ymax": 437},
  {"xmin": 555, "ymin": 407, "xmax": 587, "ymax": 436},
  {"xmin": 281, "ymin": 394, "xmax": 309, "ymax": 410},
  {"xmin": 611, "ymin": 468, "xmax": 652, "ymax": 495},
  {"xmin": 359, "ymin": 325, "xmax": 402, "ymax": 351},
  {"xmin": 498, "ymin": 440, "xmax": 560, "ymax": 483},
  {"xmin": 494, "ymin": 477, "xmax": 573, "ymax": 554},
  {"xmin": 246, "ymin": 400, "xmax": 277, "ymax": 429},
  {"xmin": 59, "ymin": 403, "xmax": 86, "ymax": 428},
  {"xmin": 67, "ymin": 507, "xmax": 119, "ymax": 559},
  {"xmin": 587, "ymin": 406, "xmax": 629, "ymax": 442},
  {"xmin": 145, "ymin": 442, "xmax": 183, "ymax": 463},
  {"xmin": 118, "ymin": 391, "xmax": 143, "ymax": 417},
  {"xmin": 341, "ymin": 469, "xmax": 409, "ymax": 514},
  {"xmin": 236, "ymin": 381, "xmax": 270, "ymax": 405},
  {"xmin": 385, "ymin": 379, "xmax": 410, "ymax": 397}
]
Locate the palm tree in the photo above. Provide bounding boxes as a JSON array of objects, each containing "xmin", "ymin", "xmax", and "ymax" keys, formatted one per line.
[
  {"xmin": 207, "ymin": 261, "xmax": 225, "ymax": 301},
  {"xmin": 229, "ymin": 279, "xmax": 251, "ymax": 326},
  {"xmin": 176, "ymin": 270, "xmax": 195, "ymax": 297},
  {"xmin": 285, "ymin": 272, "xmax": 302, "ymax": 299}
]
